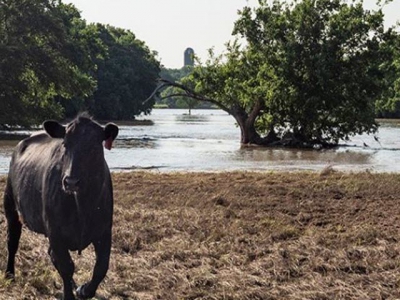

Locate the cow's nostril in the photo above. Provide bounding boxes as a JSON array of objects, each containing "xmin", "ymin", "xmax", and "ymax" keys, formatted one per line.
[{"xmin": 63, "ymin": 176, "xmax": 80, "ymax": 192}]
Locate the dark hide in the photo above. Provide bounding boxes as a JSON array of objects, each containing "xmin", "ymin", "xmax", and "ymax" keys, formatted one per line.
[{"xmin": 3, "ymin": 114, "xmax": 118, "ymax": 300}]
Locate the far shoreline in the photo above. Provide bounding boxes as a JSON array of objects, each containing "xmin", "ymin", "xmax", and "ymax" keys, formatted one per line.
[{"xmin": 0, "ymin": 119, "xmax": 154, "ymax": 141}]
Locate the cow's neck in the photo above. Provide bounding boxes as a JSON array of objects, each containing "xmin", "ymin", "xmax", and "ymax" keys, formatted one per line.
[
  {"xmin": 76, "ymin": 172, "xmax": 107, "ymax": 210},
  {"xmin": 73, "ymin": 168, "xmax": 108, "ymax": 251}
]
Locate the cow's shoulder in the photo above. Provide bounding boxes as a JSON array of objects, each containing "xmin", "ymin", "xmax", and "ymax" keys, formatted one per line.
[
  {"xmin": 12, "ymin": 133, "xmax": 62, "ymax": 171},
  {"xmin": 16, "ymin": 132, "xmax": 58, "ymax": 155}
]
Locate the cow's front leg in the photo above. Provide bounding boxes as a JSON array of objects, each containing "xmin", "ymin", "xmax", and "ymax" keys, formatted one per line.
[
  {"xmin": 48, "ymin": 242, "xmax": 75, "ymax": 300},
  {"xmin": 4, "ymin": 188, "xmax": 22, "ymax": 279},
  {"xmin": 76, "ymin": 230, "xmax": 111, "ymax": 299}
]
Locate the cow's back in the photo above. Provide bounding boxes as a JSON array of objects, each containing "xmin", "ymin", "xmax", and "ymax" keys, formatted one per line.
[{"xmin": 8, "ymin": 132, "xmax": 62, "ymax": 234}]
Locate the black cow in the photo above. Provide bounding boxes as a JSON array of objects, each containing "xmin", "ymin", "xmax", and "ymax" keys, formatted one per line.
[{"xmin": 3, "ymin": 113, "xmax": 118, "ymax": 300}]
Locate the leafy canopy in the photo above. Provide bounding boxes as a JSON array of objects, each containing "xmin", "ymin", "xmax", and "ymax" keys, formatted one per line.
[
  {"xmin": 88, "ymin": 24, "xmax": 161, "ymax": 120},
  {"xmin": 184, "ymin": 0, "xmax": 392, "ymax": 146},
  {"xmin": 0, "ymin": 0, "xmax": 99, "ymax": 127},
  {"xmin": 1, "ymin": 0, "xmax": 161, "ymax": 127}
]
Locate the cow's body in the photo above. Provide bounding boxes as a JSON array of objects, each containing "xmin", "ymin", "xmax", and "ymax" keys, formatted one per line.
[{"xmin": 3, "ymin": 114, "xmax": 118, "ymax": 300}]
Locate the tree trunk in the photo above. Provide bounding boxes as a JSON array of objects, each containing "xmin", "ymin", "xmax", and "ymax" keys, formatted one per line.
[
  {"xmin": 230, "ymin": 100, "xmax": 280, "ymax": 146},
  {"xmin": 231, "ymin": 101, "xmax": 267, "ymax": 145},
  {"xmin": 237, "ymin": 118, "xmax": 262, "ymax": 144}
]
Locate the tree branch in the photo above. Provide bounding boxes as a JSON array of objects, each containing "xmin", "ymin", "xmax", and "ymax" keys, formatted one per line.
[
  {"xmin": 142, "ymin": 82, "xmax": 170, "ymax": 105},
  {"xmin": 248, "ymin": 99, "xmax": 263, "ymax": 124},
  {"xmin": 159, "ymin": 93, "xmax": 190, "ymax": 100},
  {"xmin": 144, "ymin": 78, "xmax": 232, "ymax": 114}
]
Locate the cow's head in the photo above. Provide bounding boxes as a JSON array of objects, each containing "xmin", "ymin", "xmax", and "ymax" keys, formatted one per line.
[{"xmin": 43, "ymin": 114, "xmax": 118, "ymax": 194}]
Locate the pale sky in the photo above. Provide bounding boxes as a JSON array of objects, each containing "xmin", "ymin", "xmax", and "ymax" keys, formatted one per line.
[{"xmin": 66, "ymin": 0, "xmax": 399, "ymax": 69}]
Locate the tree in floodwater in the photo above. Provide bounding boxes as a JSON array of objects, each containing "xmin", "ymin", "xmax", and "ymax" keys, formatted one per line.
[
  {"xmin": 0, "ymin": 0, "xmax": 99, "ymax": 127},
  {"xmin": 375, "ymin": 29, "xmax": 400, "ymax": 118},
  {"xmin": 150, "ymin": 0, "xmax": 392, "ymax": 148}
]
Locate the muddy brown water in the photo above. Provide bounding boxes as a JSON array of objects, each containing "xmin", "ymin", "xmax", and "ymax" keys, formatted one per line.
[{"xmin": 1, "ymin": 109, "xmax": 400, "ymax": 174}]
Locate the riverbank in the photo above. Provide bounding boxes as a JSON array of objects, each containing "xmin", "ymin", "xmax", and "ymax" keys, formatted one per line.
[
  {"xmin": 0, "ymin": 132, "xmax": 30, "ymax": 140},
  {"xmin": 1, "ymin": 171, "xmax": 400, "ymax": 299},
  {"xmin": 0, "ymin": 119, "xmax": 154, "ymax": 142}
]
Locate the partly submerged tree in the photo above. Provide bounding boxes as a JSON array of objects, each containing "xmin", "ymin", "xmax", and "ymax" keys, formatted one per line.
[
  {"xmin": 375, "ymin": 29, "xmax": 400, "ymax": 118},
  {"xmin": 150, "ymin": 0, "xmax": 392, "ymax": 148}
]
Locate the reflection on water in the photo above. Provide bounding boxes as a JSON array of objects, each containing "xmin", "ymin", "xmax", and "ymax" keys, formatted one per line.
[
  {"xmin": 174, "ymin": 113, "xmax": 210, "ymax": 123},
  {"xmin": 116, "ymin": 138, "xmax": 158, "ymax": 149},
  {"xmin": 0, "ymin": 140, "xmax": 19, "ymax": 156},
  {"xmin": 236, "ymin": 147, "xmax": 372, "ymax": 167},
  {"xmin": 237, "ymin": 147, "xmax": 370, "ymax": 163},
  {"xmin": 1, "ymin": 109, "xmax": 400, "ymax": 174}
]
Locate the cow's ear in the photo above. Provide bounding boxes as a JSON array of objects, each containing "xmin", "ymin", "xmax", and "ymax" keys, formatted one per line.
[
  {"xmin": 43, "ymin": 121, "xmax": 66, "ymax": 138},
  {"xmin": 103, "ymin": 123, "xmax": 118, "ymax": 150}
]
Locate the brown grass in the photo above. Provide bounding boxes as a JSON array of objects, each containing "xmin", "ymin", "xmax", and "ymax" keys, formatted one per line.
[{"xmin": 1, "ymin": 171, "xmax": 400, "ymax": 299}]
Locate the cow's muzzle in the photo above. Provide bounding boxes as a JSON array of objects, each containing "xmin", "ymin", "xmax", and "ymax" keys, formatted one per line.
[{"xmin": 62, "ymin": 176, "xmax": 80, "ymax": 194}]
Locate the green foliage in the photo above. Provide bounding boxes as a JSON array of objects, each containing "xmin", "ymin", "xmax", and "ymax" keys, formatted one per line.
[
  {"xmin": 159, "ymin": 66, "xmax": 217, "ymax": 111},
  {"xmin": 186, "ymin": 0, "xmax": 392, "ymax": 146},
  {"xmin": 160, "ymin": 67, "xmax": 191, "ymax": 83},
  {"xmin": 159, "ymin": 66, "xmax": 197, "ymax": 109},
  {"xmin": 0, "ymin": 0, "xmax": 160, "ymax": 126},
  {"xmin": 375, "ymin": 30, "xmax": 400, "ymax": 118},
  {"xmin": 86, "ymin": 25, "xmax": 161, "ymax": 120},
  {"xmin": 0, "ymin": 0, "xmax": 98, "ymax": 127}
]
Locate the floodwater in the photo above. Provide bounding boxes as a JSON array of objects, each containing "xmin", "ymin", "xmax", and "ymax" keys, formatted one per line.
[{"xmin": 1, "ymin": 109, "xmax": 400, "ymax": 174}]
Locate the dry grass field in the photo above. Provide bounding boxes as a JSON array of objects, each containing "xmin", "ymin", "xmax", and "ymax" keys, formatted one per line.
[{"xmin": 1, "ymin": 170, "xmax": 400, "ymax": 299}]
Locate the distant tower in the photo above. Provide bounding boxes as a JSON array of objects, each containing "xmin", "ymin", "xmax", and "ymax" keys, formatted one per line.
[{"xmin": 184, "ymin": 48, "xmax": 195, "ymax": 67}]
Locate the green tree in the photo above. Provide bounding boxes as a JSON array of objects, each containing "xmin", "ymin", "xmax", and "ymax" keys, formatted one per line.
[
  {"xmin": 89, "ymin": 25, "xmax": 160, "ymax": 120},
  {"xmin": 154, "ymin": 0, "xmax": 391, "ymax": 148},
  {"xmin": 0, "ymin": 0, "xmax": 98, "ymax": 127},
  {"xmin": 375, "ymin": 29, "xmax": 400, "ymax": 118}
]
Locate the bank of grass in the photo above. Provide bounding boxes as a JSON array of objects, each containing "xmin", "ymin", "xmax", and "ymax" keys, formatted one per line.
[{"xmin": 1, "ymin": 171, "xmax": 400, "ymax": 299}]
